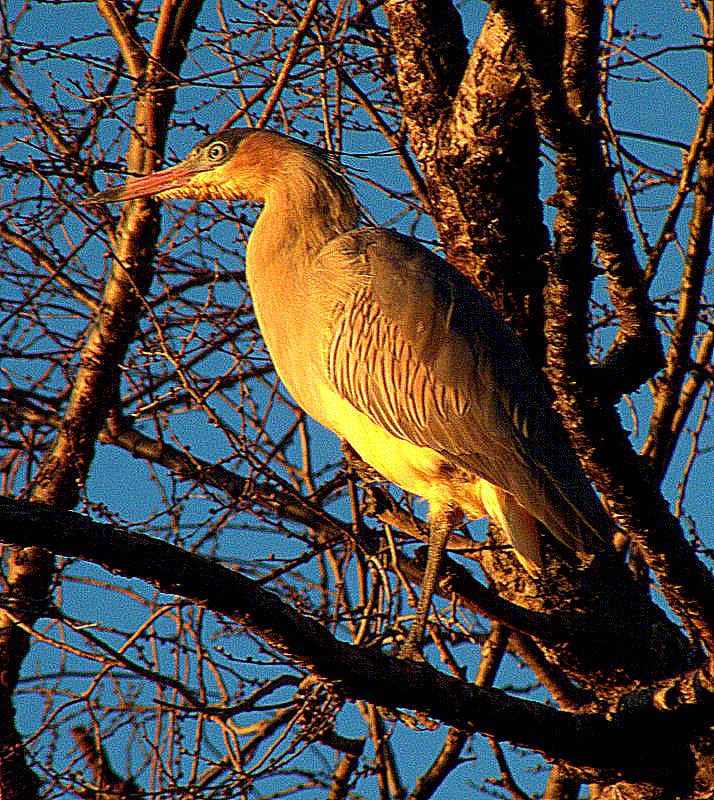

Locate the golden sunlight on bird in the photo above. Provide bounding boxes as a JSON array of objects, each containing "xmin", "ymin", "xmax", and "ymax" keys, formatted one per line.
[{"xmin": 87, "ymin": 128, "xmax": 611, "ymax": 660}]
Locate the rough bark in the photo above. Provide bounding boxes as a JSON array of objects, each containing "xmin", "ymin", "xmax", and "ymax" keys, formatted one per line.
[{"xmin": 384, "ymin": 3, "xmax": 550, "ymax": 362}]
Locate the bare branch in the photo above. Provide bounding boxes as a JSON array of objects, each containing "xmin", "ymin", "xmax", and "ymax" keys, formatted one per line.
[
  {"xmin": 643, "ymin": 137, "xmax": 714, "ymax": 479},
  {"xmin": 70, "ymin": 726, "xmax": 140, "ymax": 800},
  {"xmin": 0, "ymin": 493, "xmax": 712, "ymax": 779},
  {"xmin": 497, "ymin": 0, "xmax": 662, "ymax": 395},
  {"xmin": 96, "ymin": 0, "xmax": 148, "ymax": 80}
]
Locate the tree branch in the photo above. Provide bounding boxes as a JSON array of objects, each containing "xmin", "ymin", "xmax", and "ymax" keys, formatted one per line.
[
  {"xmin": 382, "ymin": 0, "xmax": 469, "ymax": 140},
  {"xmin": 643, "ymin": 123, "xmax": 714, "ymax": 480},
  {"xmin": 0, "ymin": 494, "xmax": 712, "ymax": 782},
  {"xmin": 70, "ymin": 726, "xmax": 139, "ymax": 800},
  {"xmin": 96, "ymin": 0, "xmax": 148, "ymax": 80},
  {"xmin": 385, "ymin": 4, "xmax": 549, "ymax": 358},
  {"xmin": 493, "ymin": 0, "xmax": 714, "ymax": 654},
  {"xmin": 495, "ymin": 0, "xmax": 662, "ymax": 396}
]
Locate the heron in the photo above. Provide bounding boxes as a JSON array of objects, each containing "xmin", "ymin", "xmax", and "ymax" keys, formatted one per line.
[{"xmin": 88, "ymin": 128, "xmax": 610, "ymax": 660}]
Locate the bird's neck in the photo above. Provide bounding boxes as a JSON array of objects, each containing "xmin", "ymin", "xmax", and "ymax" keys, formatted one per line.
[
  {"xmin": 247, "ymin": 163, "xmax": 361, "ymax": 273},
  {"xmin": 244, "ymin": 160, "xmax": 361, "ymax": 409}
]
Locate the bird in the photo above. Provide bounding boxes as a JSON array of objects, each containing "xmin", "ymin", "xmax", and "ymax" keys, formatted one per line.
[{"xmin": 87, "ymin": 127, "xmax": 610, "ymax": 660}]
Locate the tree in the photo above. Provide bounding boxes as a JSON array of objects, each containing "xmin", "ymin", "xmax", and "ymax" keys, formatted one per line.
[{"xmin": 1, "ymin": 0, "xmax": 713, "ymax": 797}]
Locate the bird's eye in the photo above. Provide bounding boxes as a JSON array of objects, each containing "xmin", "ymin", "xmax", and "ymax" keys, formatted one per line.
[{"xmin": 206, "ymin": 141, "xmax": 228, "ymax": 163}]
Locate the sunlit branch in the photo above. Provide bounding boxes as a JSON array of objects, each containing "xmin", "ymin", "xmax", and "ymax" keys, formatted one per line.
[
  {"xmin": 96, "ymin": 0, "xmax": 148, "ymax": 80},
  {"xmin": 643, "ymin": 132, "xmax": 714, "ymax": 479},
  {"xmin": 2, "ymin": 493, "xmax": 713, "ymax": 776}
]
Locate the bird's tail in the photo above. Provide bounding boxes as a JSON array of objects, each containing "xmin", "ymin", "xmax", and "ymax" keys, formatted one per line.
[
  {"xmin": 468, "ymin": 481, "xmax": 542, "ymax": 573},
  {"xmin": 464, "ymin": 478, "xmax": 607, "ymax": 574}
]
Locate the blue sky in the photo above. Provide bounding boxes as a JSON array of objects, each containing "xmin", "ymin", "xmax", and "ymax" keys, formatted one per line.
[{"xmin": 2, "ymin": 1, "xmax": 713, "ymax": 797}]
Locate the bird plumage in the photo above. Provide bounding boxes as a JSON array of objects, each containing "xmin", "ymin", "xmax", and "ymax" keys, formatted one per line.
[
  {"xmin": 300, "ymin": 227, "xmax": 610, "ymax": 568},
  {"xmin": 88, "ymin": 127, "xmax": 610, "ymax": 655}
]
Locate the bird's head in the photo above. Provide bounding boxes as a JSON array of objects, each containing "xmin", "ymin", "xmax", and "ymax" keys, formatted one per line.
[{"xmin": 85, "ymin": 128, "xmax": 324, "ymax": 205}]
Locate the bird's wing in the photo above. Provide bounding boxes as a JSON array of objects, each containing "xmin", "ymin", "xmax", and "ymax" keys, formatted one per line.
[{"xmin": 310, "ymin": 228, "xmax": 609, "ymax": 552}]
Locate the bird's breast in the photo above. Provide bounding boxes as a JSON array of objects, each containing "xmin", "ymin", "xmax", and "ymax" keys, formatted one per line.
[{"xmin": 307, "ymin": 381, "xmax": 479, "ymax": 513}]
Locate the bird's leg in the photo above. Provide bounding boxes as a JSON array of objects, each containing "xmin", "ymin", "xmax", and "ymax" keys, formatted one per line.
[{"xmin": 399, "ymin": 504, "xmax": 461, "ymax": 661}]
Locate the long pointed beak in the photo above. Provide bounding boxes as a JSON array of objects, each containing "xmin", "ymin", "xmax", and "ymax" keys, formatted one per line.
[{"xmin": 84, "ymin": 161, "xmax": 198, "ymax": 205}]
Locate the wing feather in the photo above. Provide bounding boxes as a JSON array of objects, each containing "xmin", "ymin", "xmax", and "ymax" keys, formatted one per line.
[{"xmin": 311, "ymin": 227, "xmax": 610, "ymax": 552}]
